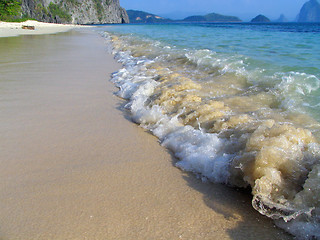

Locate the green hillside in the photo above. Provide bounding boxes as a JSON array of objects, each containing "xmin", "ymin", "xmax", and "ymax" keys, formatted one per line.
[{"xmin": 127, "ymin": 10, "xmax": 172, "ymax": 23}]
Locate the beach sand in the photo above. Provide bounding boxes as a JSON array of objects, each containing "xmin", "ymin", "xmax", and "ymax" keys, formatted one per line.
[
  {"xmin": 0, "ymin": 20, "xmax": 83, "ymax": 38},
  {"xmin": 0, "ymin": 28, "xmax": 292, "ymax": 239}
]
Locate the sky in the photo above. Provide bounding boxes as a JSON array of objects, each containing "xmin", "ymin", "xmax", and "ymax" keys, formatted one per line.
[{"xmin": 120, "ymin": 0, "xmax": 308, "ymax": 21}]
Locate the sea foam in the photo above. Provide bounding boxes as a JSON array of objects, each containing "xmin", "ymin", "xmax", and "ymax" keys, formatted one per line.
[{"xmin": 103, "ymin": 29, "xmax": 320, "ymax": 239}]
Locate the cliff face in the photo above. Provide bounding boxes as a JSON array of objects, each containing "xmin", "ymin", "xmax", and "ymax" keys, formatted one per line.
[
  {"xmin": 21, "ymin": 0, "xmax": 129, "ymax": 24},
  {"xmin": 298, "ymin": 0, "xmax": 320, "ymax": 22}
]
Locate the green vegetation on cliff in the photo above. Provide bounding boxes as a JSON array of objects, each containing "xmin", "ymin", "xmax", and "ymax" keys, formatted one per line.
[
  {"xmin": 48, "ymin": 2, "xmax": 71, "ymax": 22},
  {"xmin": 0, "ymin": 0, "xmax": 21, "ymax": 20},
  {"xmin": 21, "ymin": 0, "xmax": 129, "ymax": 24},
  {"xmin": 92, "ymin": 0, "xmax": 103, "ymax": 21}
]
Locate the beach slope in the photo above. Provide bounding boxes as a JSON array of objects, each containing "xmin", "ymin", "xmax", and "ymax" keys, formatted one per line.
[{"xmin": 0, "ymin": 29, "xmax": 291, "ymax": 239}]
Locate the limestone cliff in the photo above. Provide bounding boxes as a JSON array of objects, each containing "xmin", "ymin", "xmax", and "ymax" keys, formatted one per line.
[
  {"xmin": 21, "ymin": 0, "xmax": 129, "ymax": 24},
  {"xmin": 297, "ymin": 0, "xmax": 320, "ymax": 22}
]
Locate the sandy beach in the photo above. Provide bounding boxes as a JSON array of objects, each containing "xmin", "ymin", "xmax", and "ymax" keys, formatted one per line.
[
  {"xmin": 0, "ymin": 20, "xmax": 84, "ymax": 38},
  {"xmin": 0, "ymin": 26, "xmax": 292, "ymax": 239}
]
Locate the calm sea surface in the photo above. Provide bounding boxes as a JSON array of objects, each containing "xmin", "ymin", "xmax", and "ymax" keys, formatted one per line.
[{"xmin": 102, "ymin": 23, "xmax": 320, "ymax": 239}]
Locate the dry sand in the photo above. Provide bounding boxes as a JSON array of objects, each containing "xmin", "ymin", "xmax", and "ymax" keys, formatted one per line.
[
  {"xmin": 0, "ymin": 28, "xmax": 292, "ymax": 239},
  {"xmin": 0, "ymin": 20, "xmax": 84, "ymax": 38}
]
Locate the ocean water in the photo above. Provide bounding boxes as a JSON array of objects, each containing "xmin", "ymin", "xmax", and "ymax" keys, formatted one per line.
[{"xmin": 101, "ymin": 23, "xmax": 320, "ymax": 239}]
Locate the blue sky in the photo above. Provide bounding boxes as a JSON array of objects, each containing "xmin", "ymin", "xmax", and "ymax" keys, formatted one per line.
[{"xmin": 120, "ymin": 0, "xmax": 308, "ymax": 21}]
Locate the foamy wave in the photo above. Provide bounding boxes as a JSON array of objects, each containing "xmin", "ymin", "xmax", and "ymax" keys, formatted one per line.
[
  {"xmin": 185, "ymin": 49, "xmax": 246, "ymax": 75},
  {"xmin": 105, "ymin": 31, "xmax": 320, "ymax": 239},
  {"xmin": 276, "ymin": 71, "xmax": 320, "ymax": 109}
]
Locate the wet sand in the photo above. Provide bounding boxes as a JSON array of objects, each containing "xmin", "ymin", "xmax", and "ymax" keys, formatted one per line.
[{"xmin": 0, "ymin": 29, "xmax": 292, "ymax": 239}]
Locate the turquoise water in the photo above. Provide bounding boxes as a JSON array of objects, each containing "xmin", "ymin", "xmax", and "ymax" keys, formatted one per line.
[
  {"xmin": 102, "ymin": 23, "xmax": 320, "ymax": 239},
  {"xmin": 110, "ymin": 23, "xmax": 320, "ymax": 71},
  {"xmin": 109, "ymin": 23, "xmax": 320, "ymax": 67},
  {"xmin": 108, "ymin": 23, "xmax": 320, "ymax": 121}
]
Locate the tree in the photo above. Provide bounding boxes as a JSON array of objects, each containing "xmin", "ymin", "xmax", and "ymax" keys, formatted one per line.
[{"xmin": 0, "ymin": 0, "xmax": 21, "ymax": 20}]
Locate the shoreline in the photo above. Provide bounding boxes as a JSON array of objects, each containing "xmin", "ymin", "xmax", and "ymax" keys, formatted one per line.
[
  {"xmin": 0, "ymin": 28, "xmax": 292, "ymax": 239},
  {"xmin": 0, "ymin": 20, "xmax": 88, "ymax": 38}
]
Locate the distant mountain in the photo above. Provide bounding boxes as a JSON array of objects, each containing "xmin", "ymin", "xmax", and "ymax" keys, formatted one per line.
[
  {"xmin": 126, "ymin": 10, "xmax": 242, "ymax": 24},
  {"xmin": 251, "ymin": 15, "xmax": 271, "ymax": 23},
  {"xmin": 127, "ymin": 10, "xmax": 172, "ymax": 23},
  {"xmin": 297, "ymin": 0, "xmax": 320, "ymax": 22},
  {"xmin": 275, "ymin": 14, "xmax": 288, "ymax": 22},
  {"xmin": 183, "ymin": 15, "xmax": 206, "ymax": 21},
  {"xmin": 183, "ymin": 12, "xmax": 242, "ymax": 22},
  {"xmin": 160, "ymin": 11, "xmax": 207, "ymax": 20}
]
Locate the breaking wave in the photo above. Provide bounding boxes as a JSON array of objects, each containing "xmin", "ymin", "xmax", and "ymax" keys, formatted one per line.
[{"xmin": 102, "ymin": 29, "xmax": 320, "ymax": 239}]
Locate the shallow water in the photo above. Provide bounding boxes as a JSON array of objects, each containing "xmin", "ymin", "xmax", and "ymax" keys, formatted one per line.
[{"xmin": 102, "ymin": 23, "xmax": 320, "ymax": 239}]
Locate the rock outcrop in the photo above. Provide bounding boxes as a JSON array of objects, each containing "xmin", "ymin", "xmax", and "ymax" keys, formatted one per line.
[
  {"xmin": 251, "ymin": 14, "xmax": 271, "ymax": 23},
  {"xmin": 21, "ymin": 0, "xmax": 129, "ymax": 24},
  {"xmin": 297, "ymin": 0, "xmax": 320, "ymax": 22}
]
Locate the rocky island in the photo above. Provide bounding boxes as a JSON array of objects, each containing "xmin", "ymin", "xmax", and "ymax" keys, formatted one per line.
[
  {"xmin": 250, "ymin": 14, "xmax": 271, "ymax": 23},
  {"xmin": 297, "ymin": 0, "xmax": 320, "ymax": 22}
]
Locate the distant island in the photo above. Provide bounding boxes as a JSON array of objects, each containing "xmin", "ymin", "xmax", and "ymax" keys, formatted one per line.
[
  {"xmin": 127, "ymin": 0, "xmax": 320, "ymax": 24},
  {"xmin": 127, "ymin": 10, "xmax": 242, "ymax": 23},
  {"xmin": 255, "ymin": 0, "xmax": 320, "ymax": 23},
  {"xmin": 127, "ymin": 0, "xmax": 320, "ymax": 23},
  {"xmin": 297, "ymin": 0, "xmax": 320, "ymax": 22},
  {"xmin": 275, "ymin": 14, "xmax": 288, "ymax": 22},
  {"xmin": 127, "ymin": 10, "xmax": 172, "ymax": 23},
  {"xmin": 182, "ymin": 13, "xmax": 242, "ymax": 22},
  {"xmin": 251, "ymin": 15, "xmax": 271, "ymax": 23}
]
